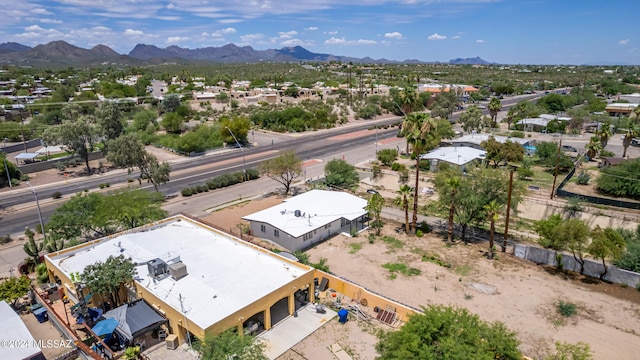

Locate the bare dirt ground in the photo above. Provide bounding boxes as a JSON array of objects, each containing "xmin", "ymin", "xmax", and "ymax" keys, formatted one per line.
[{"xmin": 207, "ymin": 195, "xmax": 640, "ymax": 360}]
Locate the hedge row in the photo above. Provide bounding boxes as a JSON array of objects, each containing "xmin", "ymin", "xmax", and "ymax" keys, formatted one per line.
[{"xmin": 181, "ymin": 169, "xmax": 259, "ymax": 197}]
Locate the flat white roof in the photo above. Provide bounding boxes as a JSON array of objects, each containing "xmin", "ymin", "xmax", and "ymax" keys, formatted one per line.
[
  {"xmin": 539, "ymin": 114, "xmax": 571, "ymax": 121},
  {"xmin": 421, "ymin": 146, "xmax": 486, "ymax": 165},
  {"xmin": 517, "ymin": 118, "xmax": 550, "ymax": 127},
  {"xmin": 242, "ymin": 190, "xmax": 367, "ymax": 238},
  {"xmin": 451, "ymin": 133, "xmax": 529, "ymax": 146},
  {"xmin": 46, "ymin": 216, "xmax": 311, "ymax": 330},
  {"xmin": 0, "ymin": 301, "xmax": 42, "ymax": 359}
]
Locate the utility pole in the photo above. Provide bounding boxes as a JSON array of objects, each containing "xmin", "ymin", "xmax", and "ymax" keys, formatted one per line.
[
  {"xmin": 502, "ymin": 168, "xmax": 514, "ymax": 252},
  {"xmin": 550, "ymin": 139, "xmax": 562, "ymax": 199}
]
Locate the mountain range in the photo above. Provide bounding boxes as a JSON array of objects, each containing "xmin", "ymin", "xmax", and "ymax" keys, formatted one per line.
[{"xmin": 0, "ymin": 41, "xmax": 491, "ymax": 67}]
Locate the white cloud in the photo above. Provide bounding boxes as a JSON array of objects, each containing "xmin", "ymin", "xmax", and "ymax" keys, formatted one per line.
[
  {"xmin": 619, "ymin": 39, "xmax": 629, "ymax": 45},
  {"xmin": 39, "ymin": 18, "xmax": 63, "ymax": 24},
  {"xmin": 220, "ymin": 27, "xmax": 236, "ymax": 34},
  {"xmin": 239, "ymin": 33, "xmax": 264, "ymax": 44},
  {"xmin": 124, "ymin": 29, "xmax": 144, "ymax": 36},
  {"xmin": 166, "ymin": 36, "xmax": 189, "ymax": 44},
  {"xmin": 281, "ymin": 39, "xmax": 314, "ymax": 47},
  {"xmin": 384, "ymin": 32, "xmax": 403, "ymax": 39},
  {"xmin": 32, "ymin": 8, "xmax": 53, "ymax": 15},
  {"xmin": 305, "ymin": 26, "xmax": 318, "ymax": 31},
  {"xmin": 428, "ymin": 33, "xmax": 446, "ymax": 40},
  {"xmin": 324, "ymin": 37, "xmax": 376, "ymax": 45},
  {"xmin": 476, "ymin": 39, "xmax": 485, "ymax": 43},
  {"xmin": 278, "ymin": 31, "xmax": 298, "ymax": 39},
  {"xmin": 451, "ymin": 35, "xmax": 461, "ymax": 39},
  {"xmin": 325, "ymin": 30, "xmax": 338, "ymax": 35}
]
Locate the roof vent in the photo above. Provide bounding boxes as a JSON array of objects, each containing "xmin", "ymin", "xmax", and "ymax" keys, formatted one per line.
[{"xmin": 294, "ymin": 209, "xmax": 302, "ymax": 217}]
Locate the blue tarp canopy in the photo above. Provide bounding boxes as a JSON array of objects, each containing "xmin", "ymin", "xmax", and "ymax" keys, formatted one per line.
[{"xmin": 92, "ymin": 318, "xmax": 119, "ymax": 337}]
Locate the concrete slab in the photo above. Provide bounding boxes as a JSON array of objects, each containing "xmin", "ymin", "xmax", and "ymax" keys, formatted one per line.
[{"xmin": 259, "ymin": 304, "xmax": 337, "ymax": 360}]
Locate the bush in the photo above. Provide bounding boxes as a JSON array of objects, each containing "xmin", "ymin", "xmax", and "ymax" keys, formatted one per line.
[
  {"xmin": 52, "ymin": 191, "xmax": 63, "ymax": 199},
  {"xmin": 0, "ymin": 234, "xmax": 13, "ymax": 245},
  {"xmin": 416, "ymin": 229, "xmax": 424, "ymax": 237},
  {"xmin": 391, "ymin": 162, "xmax": 404, "ymax": 171},
  {"xmin": 55, "ymin": 162, "xmax": 66, "ymax": 171},
  {"xmin": 417, "ymin": 221, "xmax": 431, "ymax": 233},
  {"xmin": 576, "ymin": 171, "xmax": 590, "ymax": 185},
  {"xmin": 20, "ymin": 174, "xmax": 29, "ymax": 181},
  {"xmin": 181, "ymin": 188, "xmax": 193, "ymax": 197},
  {"xmin": 600, "ymin": 149, "xmax": 615, "ymax": 157},
  {"xmin": 510, "ymin": 131, "xmax": 525, "ymax": 138},
  {"xmin": 377, "ymin": 149, "xmax": 399, "ymax": 167},
  {"xmin": 557, "ymin": 301, "xmax": 577, "ymax": 317}
]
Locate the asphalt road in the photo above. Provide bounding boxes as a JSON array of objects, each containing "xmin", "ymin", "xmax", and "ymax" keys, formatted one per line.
[{"xmin": 0, "ymin": 124, "xmax": 406, "ymax": 278}]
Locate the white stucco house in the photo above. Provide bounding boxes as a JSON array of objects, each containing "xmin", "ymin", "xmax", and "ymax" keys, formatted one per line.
[
  {"xmin": 243, "ymin": 190, "xmax": 368, "ymax": 251},
  {"xmin": 420, "ymin": 146, "xmax": 486, "ymax": 172}
]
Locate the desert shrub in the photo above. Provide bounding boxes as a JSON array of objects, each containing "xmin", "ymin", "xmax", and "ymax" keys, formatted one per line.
[
  {"xmin": 391, "ymin": 162, "xmax": 404, "ymax": 171},
  {"xmin": 600, "ymin": 149, "xmax": 615, "ymax": 157},
  {"xmin": 576, "ymin": 171, "xmax": 590, "ymax": 185},
  {"xmin": 377, "ymin": 149, "xmax": 399, "ymax": 167},
  {"xmin": 0, "ymin": 234, "xmax": 13, "ymax": 244},
  {"xmin": 417, "ymin": 221, "xmax": 431, "ymax": 233},
  {"xmin": 52, "ymin": 191, "xmax": 63, "ymax": 199},
  {"xmin": 510, "ymin": 131, "xmax": 525, "ymax": 138},
  {"xmin": 181, "ymin": 188, "xmax": 193, "ymax": 197},
  {"xmin": 557, "ymin": 301, "xmax": 577, "ymax": 317}
]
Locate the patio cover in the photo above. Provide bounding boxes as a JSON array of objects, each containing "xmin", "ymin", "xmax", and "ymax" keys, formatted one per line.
[
  {"xmin": 105, "ymin": 300, "xmax": 167, "ymax": 341},
  {"xmin": 15, "ymin": 152, "xmax": 39, "ymax": 159}
]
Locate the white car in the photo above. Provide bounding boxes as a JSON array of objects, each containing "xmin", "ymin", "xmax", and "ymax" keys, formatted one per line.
[{"xmin": 477, "ymin": 104, "xmax": 486, "ymax": 109}]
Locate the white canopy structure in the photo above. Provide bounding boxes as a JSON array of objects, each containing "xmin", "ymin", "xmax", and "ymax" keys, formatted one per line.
[{"xmin": 35, "ymin": 146, "xmax": 63, "ymax": 154}]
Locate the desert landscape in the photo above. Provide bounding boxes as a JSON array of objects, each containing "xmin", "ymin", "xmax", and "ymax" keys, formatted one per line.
[{"xmin": 203, "ymin": 195, "xmax": 640, "ymax": 360}]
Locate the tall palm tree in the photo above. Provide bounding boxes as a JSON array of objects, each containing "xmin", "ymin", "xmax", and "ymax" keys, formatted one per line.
[
  {"xmin": 395, "ymin": 184, "xmax": 413, "ymax": 234},
  {"xmin": 402, "ymin": 112, "xmax": 436, "ymax": 233},
  {"xmin": 622, "ymin": 126, "xmax": 639, "ymax": 158},
  {"xmin": 599, "ymin": 122, "xmax": 612, "ymax": 149},
  {"xmin": 504, "ymin": 107, "xmax": 517, "ymax": 131},
  {"xmin": 488, "ymin": 97, "xmax": 502, "ymax": 128},
  {"xmin": 585, "ymin": 136, "xmax": 602, "ymax": 159},
  {"xmin": 445, "ymin": 176, "xmax": 460, "ymax": 244},
  {"xmin": 484, "ymin": 200, "xmax": 503, "ymax": 259}
]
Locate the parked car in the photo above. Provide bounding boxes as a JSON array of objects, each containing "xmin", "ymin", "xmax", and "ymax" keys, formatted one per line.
[{"xmin": 561, "ymin": 145, "xmax": 577, "ymax": 152}]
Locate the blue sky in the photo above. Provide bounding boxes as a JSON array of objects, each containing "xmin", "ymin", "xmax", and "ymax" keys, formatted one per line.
[{"xmin": 2, "ymin": 0, "xmax": 638, "ymax": 65}]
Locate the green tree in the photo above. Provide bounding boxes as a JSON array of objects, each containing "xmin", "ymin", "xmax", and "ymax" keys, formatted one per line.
[
  {"xmin": 458, "ymin": 105, "xmax": 483, "ymax": 134},
  {"xmin": 95, "ymin": 101, "xmax": 124, "ymax": 144},
  {"xmin": 219, "ymin": 115, "xmax": 250, "ymax": 145},
  {"xmin": 43, "ymin": 114, "xmax": 100, "ymax": 175},
  {"xmin": 23, "ymin": 227, "xmax": 44, "ymax": 265},
  {"xmin": 0, "ymin": 276, "xmax": 31, "ymax": 307},
  {"xmin": 588, "ymin": 226, "xmax": 626, "ymax": 280},
  {"xmin": 130, "ymin": 108, "xmax": 159, "ymax": 132},
  {"xmin": 622, "ymin": 126, "xmax": 638, "ymax": 158},
  {"xmin": 161, "ymin": 93, "xmax": 181, "ymax": 113},
  {"xmin": 597, "ymin": 157, "xmax": 640, "ymax": 199},
  {"xmin": 161, "ymin": 112, "xmax": 184, "ymax": 134},
  {"xmin": 484, "ymin": 200, "xmax": 503, "ymax": 259},
  {"xmin": 324, "ymin": 158, "xmax": 359, "ymax": 188},
  {"xmin": 366, "ymin": 193, "xmax": 385, "ymax": 235},
  {"xmin": 97, "ymin": 188, "xmax": 168, "ymax": 230},
  {"xmin": 284, "ymin": 86, "xmax": 300, "ymax": 98},
  {"xmin": 81, "ymin": 255, "xmax": 135, "ymax": 306},
  {"xmin": 376, "ymin": 305, "xmax": 521, "ymax": 360},
  {"xmin": 199, "ymin": 328, "xmax": 267, "ymax": 360},
  {"xmin": 107, "ymin": 134, "xmax": 171, "ymax": 192},
  {"xmin": 258, "ymin": 150, "xmax": 302, "ymax": 195},
  {"xmin": 555, "ymin": 219, "xmax": 591, "ymax": 274},
  {"xmin": 534, "ymin": 214, "xmax": 565, "ymax": 250},
  {"xmin": 445, "ymin": 176, "xmax": 460, "ymax": 244},
  {"xmin": 488, "ymin": 97, "xmax": 502, "ymax": 127},
  {"xmin": 0, "ymin": 152, "xmax": 21, "ymax": 188}
]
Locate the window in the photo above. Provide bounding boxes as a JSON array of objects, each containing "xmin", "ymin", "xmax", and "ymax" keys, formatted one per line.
[
  {"xmin": 303, "ymin": 232, "xmax": 312, "ymax": 241},
  {"xmin": 260, "ymin": 224, "xmax": 266, "ymax": 232},
  {"xmin": 324, "ymin": 224, "xmax": 331, "ymax": 229},
  {"xmin": 274, "ymin": 229, "xmax": 280, "ymax": 237}
]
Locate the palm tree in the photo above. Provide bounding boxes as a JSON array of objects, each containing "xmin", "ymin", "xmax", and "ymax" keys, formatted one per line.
[
  {"xmin": 395, "ymin": 185, "xmax": 413, "ymax": 234},
  {"xmin": 585, "ymin": 136, "xmax": 602, "ymax": 159},
  {"xmin": 445, "ymin": 176, "xmax": 460, "ymax": 244},
  {"xmin": 402, "ymin": 112, "xmax": 436, "ymax": 233},
  {"xmin": 488, "ymin": 97, "xmax": 502, "ymax": 128},
  {"xmin": 622, "ymin": 126, "xmax": 639, "ymax": 158},
  {"xmin": 484, "ymin": 200, "xmax": 503, "ymax": 259},
  {"xmin": 598, "ymin": 122, "xmax": 612, "ymax": 149},
  {"xmin": 504, "ymin": 107, "xmax": 517, "ymax": 131}
]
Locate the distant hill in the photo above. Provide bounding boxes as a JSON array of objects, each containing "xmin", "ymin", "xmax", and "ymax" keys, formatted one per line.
[
  {"xmin": 0, "ymin": 42, "xmax": 31, "ymax": 55},
  {"xmin": 0, "ymin": 40, "xmax": 139, "ymax": 66},
  {"xmin": 449, "ymin": 57, "xmax": 491, "ymax": 65},
  {"xmin": 0, "ymin": 40, "xmax": 493, "ymax": 66}
]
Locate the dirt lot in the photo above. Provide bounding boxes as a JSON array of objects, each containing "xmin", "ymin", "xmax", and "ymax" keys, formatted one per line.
[{"xmin": 205, "ymin": 195, "xmax": 640, "ymax": 360}]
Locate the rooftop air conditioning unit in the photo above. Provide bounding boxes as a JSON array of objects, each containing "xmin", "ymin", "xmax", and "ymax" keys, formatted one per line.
[
  {"xmin": 147, "ymin": 258, "xmax": 167, "ymax": 278},
  {"xmin": 169, "ymin": 262, "xmax": 188, "ymax": 281},
  {"xmin": 166, "ymin": 334, "xmax": 178, "ymax": 350}
]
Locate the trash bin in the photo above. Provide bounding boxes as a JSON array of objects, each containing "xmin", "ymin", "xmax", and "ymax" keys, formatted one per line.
[
  {"xmin": 33, "ymin": 307, "xmax": 48, "ymax": 323},
  {"xmin": 338, "ymin": 309, "xmax": 349, "ymax": 324}
]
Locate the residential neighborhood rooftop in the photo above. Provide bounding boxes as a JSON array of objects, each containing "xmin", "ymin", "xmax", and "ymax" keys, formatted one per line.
[
  {"xmin": 242, "ymin": 190, "xmax": 368, "ymax": 238},
  {"xmin": 46, "ymin": 216, "xmax": 311, "ymax": 330},
  {"xmin": 421, "ymin": 146, "xmax": 486, "ymax": 165}
]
